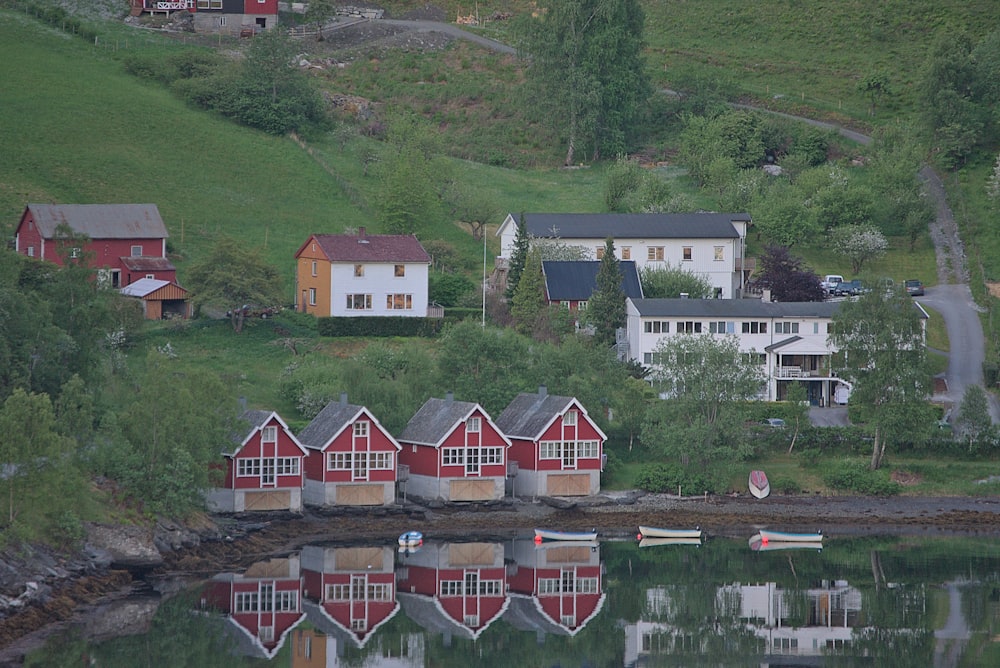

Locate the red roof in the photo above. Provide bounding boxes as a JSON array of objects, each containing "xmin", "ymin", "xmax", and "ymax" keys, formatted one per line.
[{"xmin": 297, "ymin": 231, "xmax": 431, "ymax": 264}]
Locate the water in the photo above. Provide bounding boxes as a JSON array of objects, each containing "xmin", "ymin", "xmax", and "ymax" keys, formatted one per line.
[{"xmin": 20, "ymin": 532, "xmax": 1000, "ymax": 667}]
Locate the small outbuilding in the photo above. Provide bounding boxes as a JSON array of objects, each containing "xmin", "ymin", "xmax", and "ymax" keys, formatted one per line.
[{"xmin": 120, "ymin": 277, "xmax": 191, "ymax": 320}]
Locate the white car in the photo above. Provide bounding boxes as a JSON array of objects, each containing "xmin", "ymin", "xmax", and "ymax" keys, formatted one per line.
[{"xmin": 821, "ymin": 274, "xmax": 844, "ymax": 294}]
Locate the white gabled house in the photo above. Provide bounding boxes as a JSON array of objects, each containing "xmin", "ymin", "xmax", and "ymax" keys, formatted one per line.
[
  {"xmin": 496, "ymin": 212, "xmax": 751, "ymax": 299},
  {"xmin": 625, "ymin": 298, "xmax": 850, "ymax": 406}
]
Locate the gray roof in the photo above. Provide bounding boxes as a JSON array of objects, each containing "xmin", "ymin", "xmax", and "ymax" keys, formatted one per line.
[
  {"xmin": 397, "ymin": 396, "xmax": 479, "ymax": 447},
  {"xmin": 24, "ymin": 204, "xmax": 168, "ymax": 239},
  {"xmin": 297, "ymin": 398, "xmax": 366, "ymax": 450},
  {"xmin": 512, "ymin": 212, "xmax": 748, "ymax": 240},
  {"xmin": 542, "ymin": 260, "xmax": 643, "ymax": 301},
  {"xmin": 235, "ymin": 410, "xmax": 274, "ymax": 443},
  {"xmin": 630, "ymin": 298, "xmax": 841, "ymax": 319},
  {"xmin": 494, "ymin": 391, "xmax": 576, "ymax": 440}
]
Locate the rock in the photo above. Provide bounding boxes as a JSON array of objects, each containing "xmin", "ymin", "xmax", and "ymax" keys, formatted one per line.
[
  {"xmin": 85, "ymin": 523, "xmax": 163, "ymax": 569},
  {"xmin": 539, "ymin": 496, "xmax": 578, "ymax": 510}
]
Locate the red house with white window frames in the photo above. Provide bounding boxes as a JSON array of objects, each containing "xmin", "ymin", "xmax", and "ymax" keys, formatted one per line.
[
  {"xmin": 505, "ymin": 538, "xmax": 605, "ymax": 637},
  {"xmin": 300, "ymin": 545, "xmax": 400, "ymax": 649},
  {"xmin": 207, "ymin": 410, "xmax": 308, "ymax": 513},
  {"xmin": 129, "ymin": 1, "xmax": 279, "ymax": 36},
  {"xmin": 495, "ymin": 387, "xmax": 606, "ymax": 498},
  {"xmin": 202, "ymin": 555, "xmax": 305, "ymax": 659},
  {"xmin": 397, "ymin": 393, "xmax": 511, "ymax": 502},
  {"xmin": 397, "ymin": 541, "xmax": 509, "ymax": 640},
  {"xmin": 298, "ymin": 395, "xmax": 401, "ymax": 507},
  {"xmin": 13, "ymin": 203, "xmax": 175, "ymax": 288}
]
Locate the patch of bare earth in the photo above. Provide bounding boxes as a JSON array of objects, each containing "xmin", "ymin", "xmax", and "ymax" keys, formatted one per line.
[{"xmin": 891, "ymin": 471, "xmax": 922, "ymax": 486}]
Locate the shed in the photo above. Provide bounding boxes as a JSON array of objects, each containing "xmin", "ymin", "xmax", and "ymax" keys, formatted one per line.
[{"xmin": 120, "ymin": 278, "xmax": 191, "ymax": 320}]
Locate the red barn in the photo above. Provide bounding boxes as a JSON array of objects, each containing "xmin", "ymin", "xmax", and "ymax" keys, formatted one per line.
[
  {"xmin": 14, "ymin": 203, "xmax": 175, "ymax": 288},
  {"xmin": 495, "ymin": 387, "xmax": 607, "ymax": 498},
  {"xmin": 207, "ymin": 410, "xmax": 308, "ymax": 513},
  {"xmin": 202, "ymin": 555, "xmax": 305, "ymax": 659},
  {"xmin": 505, "ymin": 538, "xmax": 605, "ymax": 637},
  {"xmin": 298, "ymin": 395, "xmax": 401, "ymax": 507},
  {"xmin": 300, "ymin": 545, "xmax": 400, "ymax": 649},
  {"xmin": 397, "ymin": 541, "xmax": 509, "ymax": 640},
  {"xmin": 397, "ymin": 394, "xmax": 510, "ymax": 502}
]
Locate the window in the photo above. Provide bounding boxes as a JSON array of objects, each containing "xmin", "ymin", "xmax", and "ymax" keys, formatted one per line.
[
  {"xmin": 595, "ymin": 246, "xmax": 605, "ymax": 260},
  {"xmin": 308, "ymin": 288, "xmax": 316, "ymax": 306},
  {"xmin": 814, "ymin": 322, "xmax": 820, "ymax": 334},
  {"xmin": 198, "ymin": 0, "xmax": 223, "ymax": 7},
  {"xmin": 714, "ymin": 246, "xmax": 724, "ymax": 261},
  {"xmin": 346, "ymin": 294, "xmax": 372, "ymax": 310},
  {"xmin": 647, "ymin": 246, "xmax": 665, "ymax": 261},
  {"xmin": 131, "ymin": 245, "xmax": 143, "ymax": 257},
  {"xmin": 677, "ymin": 321, "xmax": 702, "ymax": 333},
  {"xmin": 563, "ymin": 411, "xmax": 577, "ymax": 427},
  {"xmin": 481, "ymin": 447, "xmax": 503, "ymax": 464},
  {"xmin": 394, "ymin": 264, "xmax": 405, "ymax": 277},
  {"xmin": 262, "ymin": 426, "xmax": 277, "ymax": 442},
  {"xmin": 538, "ymin": 578, "xmax": 562, "ymax": 595},
  {"xmin": 235, "ymin": 592, "xmax": 259, "ymax": 612},
  {"xmin": 145, "ymin": 273, "xmax": 155, "ymax": 280},
  {"xmin": 329, "ymin": 453, "xmax": 352, "ymax": 470},
  {"xmin": 311, "ymin": 261, "xmax": 317, "ymax": 276},
  {"xmin": 741, "ymin": 321, "xmax": 767, "ymax": 334},
  {"xmin": 562, "ymin": 301, "xmax": 571, "ymax": 309},
  {"xmin": 442, "ymin": 448, "xmax": 464, "ymax": 465},
  {"xmin": 775, "ymin": 322, "xmax": 800, "ymax": 334},
  {"xmin": 578, "ymin": 441, "xmax": 599, "ymax": 458},
  {"xmin": 441, "ymin": 581, "xmax": 463, "ymax": 596},
  {"xmin": 354, "ymin": 421, "xmax": 369, "ymax": 437},
  {"xmin": 540, "ymin": 442, "xmax": 560, "ymax": 459},
  {"xmin": 479, "ymin": 580, "xmax": 503, "ymax": 596},
  {"xmin": 276, "ymin": 458, "xmax": 299, "ymax": 475},
  {"xmin": 577, "ymin": 300, "xmax": 588, "ymax": 310},
  {"xmin": 69, "ymin": 247, "xmax": 81, "ymax": 259},
  {"xmin": 709, "ymin": 321, "xmax": 724, "ymax": 334},
  {"xmin": 682, "ymin": 246, "xmax": 692, "ymax": 261},
  {"xmin": 644, "ymin": 320, "xmax": 669, "ymax": 334},
  {"xmin": 329, "ymin": 584, "xmax": 351, "ymax": 601},
  {"xmin": 370, "ymin": 452, "xmax": 393, "ymax": 470},
  {"xmin": 237, "ymin": 459, "xmax": 261, "ymax": 477},
  {"xmin": 576, "ymin": 577, "xmax": 599, "ymax": 594},
  {"xmin": 275, "ymin": 590, "xmax": 298, "ymax": 611},
  {"xmin": 27, "ymin": 246, "xmax": 35, "ymax": 257},
  {"xmin": 354, "ymin": 264, "xmax": 364, "ymax": 277},
  {"xmin": 219, "ymin": 16, "xmax": 226, "ymax": 25},
  {"xmin": 386, "ymin": 294, "xmax": 413, "ymax": 310},
  {"xmin": 368, "ymin": 583, "xmax": 392, "ymax": 601},
  {"xmin": 467, "ymin": 417, "xmax": 481, "ymax": 433},
  {"xmin": 621, "ymin": 246, "xmax": 631, "ymax": 260}
]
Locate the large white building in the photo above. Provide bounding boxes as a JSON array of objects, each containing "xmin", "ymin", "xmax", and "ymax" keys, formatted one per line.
[
  {"xmin": 496, "ymin": 212, "xmax": 751, "ymax": 299},
  {"xmin": 625, "ymin": 297, "xmax": 849, "ymax": 405}
]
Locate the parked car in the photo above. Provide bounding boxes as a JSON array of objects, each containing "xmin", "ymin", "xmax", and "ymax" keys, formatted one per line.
[
  {"xmin": 905, "ymin": 279, "xmax": 924, "ymax": 296},
  {"xmin": 821, "ymin": 274, "xmax": 845, "ymax": 294},
  {"xmin": 761, "ymin": 418, "xmax": 786, "ymax": 428},
  {"xmin": 833, "ymin": 279, "xmax": 868, "ymax": 296}
]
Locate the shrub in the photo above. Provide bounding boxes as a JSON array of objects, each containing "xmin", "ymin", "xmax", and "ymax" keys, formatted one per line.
[
  {"xmin": 635, "ymin": 463, "xmax": 720, "ymax": 495},
  {"xmin": 771, "ymin": 476, "xmax": 802, "ymax": 495},
  {"xmin": 822, "ymin": 460, "xmax": 899, "ymax": 496}
]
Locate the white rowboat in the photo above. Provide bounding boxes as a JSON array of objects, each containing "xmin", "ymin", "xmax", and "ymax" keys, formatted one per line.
[
  {"xmin": 637, "ymin": 526, "xmax": 702, "ymax": 540},
  {"xmin": 534, "ymin": 528, "xmax": 598, "ymax": 542}
]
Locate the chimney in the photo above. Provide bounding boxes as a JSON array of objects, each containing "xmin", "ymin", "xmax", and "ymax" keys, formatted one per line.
[
  {"xmin": 762, "ymin": 288, "xmax": 772, "ymax": 302},
  {"xmin": 445, "ymin": 391, "xmax": 454, "ymax": 404},
  {"xmin": 538, "ymin": 385, "xmax": 547, "ymax": 397},
  {"xmin": 340, "ymin": 392, "xmax": 348, "ymax": 407},
  {"xmin": 238, "ymin": 396, "xmax": 247, "ymax": 413}
]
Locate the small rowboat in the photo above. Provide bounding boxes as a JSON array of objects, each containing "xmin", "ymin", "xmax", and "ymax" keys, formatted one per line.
[
  {"xmin": 398, "ymin": 530, "xmax": 423, "ymax": 548},
  {"xmin": 638, "ymin": 526, "xmax": 702, "ymax": 540},
  {"xmin": 749, "ymin": 470, "xmax": 770, "ymax": 499},
  {"xmin": 534, "ymin": 528, "xmax": 598, "ymax": 542},
  {"xmin": 749, "ymin": 533, "xmax": 822, "ymax": 552},
  {"xmin": 639, "ymin": 537, "xmax": 702, "ymax": 548},
  {"xmin": 758, "ymin": 529, "xmax": 823, "ymax": 543}
]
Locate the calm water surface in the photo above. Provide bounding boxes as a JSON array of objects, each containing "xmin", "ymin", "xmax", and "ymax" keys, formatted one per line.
[{"xmin": 22, "ymin": 532, "xmax": 1000, "ymax": 667}]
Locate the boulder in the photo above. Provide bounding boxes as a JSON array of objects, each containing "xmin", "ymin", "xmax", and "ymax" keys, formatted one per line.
[{"xmin": 85, "ymin": 524, "xmax": 163, "ymax": 569}]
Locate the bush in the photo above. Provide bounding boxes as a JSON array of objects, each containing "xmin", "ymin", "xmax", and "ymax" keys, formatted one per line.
[
  {"xmin": 635, "ymin": 463, "xmax": 720, "ymax": 495},
  {"xmin": 822, "ymin": 460, "xmax": 900, "ymax": 496},
  {"xmin": 429, "ymin": 271, "xmax": 475, "ymax": 307},
  {"xmin": 770, "ymin": 476, "xmax": 802, "ymax": 495}
]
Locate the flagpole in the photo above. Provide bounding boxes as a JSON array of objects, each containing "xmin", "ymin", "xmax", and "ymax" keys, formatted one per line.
[{"xmin": 482, "ymin": 228, "xmax": 487, "ymax": 328}]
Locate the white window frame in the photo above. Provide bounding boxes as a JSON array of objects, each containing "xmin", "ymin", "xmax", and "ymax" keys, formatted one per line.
[
  {"xmin": 311, "ymin": 261, "xmax": 317, "ymax": 276},
  {"xmin": 682, "ymin": 246, "xmax": 692, "ymax": 261},
  {"xmin": 647, "ymin": 246, "xmax": 664, "ymax": 261},
  {"xmin": 714, "ymin": 246, "xmax": 724, "ymax": 261},
  {"xmin": 563, "ymin": 411, "xmax": 577, "ymax": 427},
  {"xmin": 237, "ymin": 459, "xmax": 261, "ymax": 477},
  {"xmin": 262, "ymin": 426, "xmax": 278, "ymax": 442},
  {"xmin": 308, "ymin": 288, "xmax": 316, "ymax": 305},
  {"xmin": 354, "ymin": 421, "xmax": 369, "ymax": 437},
  {"xmin": 442, "ymin": 448, "xmax": 464, "ymax": 466},
  {"xmin": 370, "ymin": 452, "xmax": 393, "ymax": 470},
  {"xmin": 467, "ymin": 417, "xmax": 481, "ymax": 433},
  {"xmin": 540, "ymin": 441, "xmax": 560, "ymax": 460},
  {"xmin": 386, "ymin": 294, "xmax": 413, "ymax": 310},
  {"xmin": 329, "ymin": 452, "xmax": 352, "ymax": 470},
  {"xmin": 131, "ymin": 245, "xmax": 143, "ymax": 257},
  {"xmin": 346, "ymin": 294, "xmax": 372, "ymax": 310}
]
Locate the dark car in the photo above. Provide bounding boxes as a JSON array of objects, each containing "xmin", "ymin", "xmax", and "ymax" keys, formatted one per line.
[
  {"xmin": 905, "ymin": 279, "xmax": 924, "ymax": 296},
  {"xmin": 833, "ymin": 279, "xmax": 868, "ymax": 296}
]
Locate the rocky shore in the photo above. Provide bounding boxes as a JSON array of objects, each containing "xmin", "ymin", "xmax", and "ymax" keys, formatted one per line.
[{"xmin": 2, "ymin": 491, "xmax": 999, "ymax": 664}]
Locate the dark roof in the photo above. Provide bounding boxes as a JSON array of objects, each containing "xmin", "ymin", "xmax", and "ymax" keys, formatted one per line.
[
  {"xmin": 297, "ymin": 398, "xmax": 366, "ymax": 449},
  {"xmin": 542, "ymin": 260, "xmax": 643, "ymax": 301},
  {"xmin": 512, "ymin": 213, "xmax": 748, "ymax": 240},
  {"xmin": 24, "ymin": 204, "xmax": 168, "ymax": 239},
  {"xmin": 494, "ymin": 391, "xmax": 576, "ymax": 440},
  {"xmin": 120, "ymin": 256, "xmax": 175, "ymax": 272},
  {"xmin": 234, "ymin": 409, "xmax": 274, "ymax": 444},
  {"xmin": 630, "ymin": 298, "xmax": 841, "ymax": 319},
  {"xmin": 397, "ymin": 396, "xmax": 479, "ymax": 447},
  {"xmin": 301, "ymin": 232, "xmax": 431, "ymax": 263},
  {"xmin": 765, "ymin": 335, "xmax": 803, "ymax": 352}
]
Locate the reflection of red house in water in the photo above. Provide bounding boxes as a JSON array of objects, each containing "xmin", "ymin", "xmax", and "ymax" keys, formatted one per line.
[
  {"xmin": 505, "ymin": 538, "xmax": 605, "ymax": 636},
  {"xmin": 300, "ymin": 545, "xmax": 400, "ymax": 649},
  {"xmin": 202, "ymin": 555, "xmax": 305, "ymax": 659},
  {"xmin": 397, "ymin": 542, "xmax": 509, "ymax": 640}
]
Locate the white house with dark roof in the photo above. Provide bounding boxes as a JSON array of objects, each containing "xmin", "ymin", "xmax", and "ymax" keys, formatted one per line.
[
  {"xmin": 496, "ymin": 212, "xmax": 751, "ymax": 298},
  {"xmin": 625, "ymin": 298, "xmax": 850, "ymax": 406},
  {"xmin": 294, "ymin": 228, "xmax": 432, "ymax": 317},
  {"xmin": 396, "ymin": 394, "xmax": 511, "ymax": 502}
]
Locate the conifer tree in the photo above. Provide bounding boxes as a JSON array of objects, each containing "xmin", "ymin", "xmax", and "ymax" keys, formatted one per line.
[
  {"xmin": 505, "ymin": 214, "xmax": 530, "ymax": 300},
  {"xmin": 585, "ymin": 237, "xmax": 626, "ymax": 345},
  {"xmin": 510, "ymin": 248, "xmax": 545, "ymax": 334}
]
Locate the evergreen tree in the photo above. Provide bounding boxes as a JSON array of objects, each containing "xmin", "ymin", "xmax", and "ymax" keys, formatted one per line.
[
  {"xmin": 510, "ymin": 248, "xmax": 546, "ymax": 335},
  {"xmin": 505, "ymin": 214, "xmax": 530, "ymax": 300},
  {"xmin": 585, "ymin": 237, "xmax": 626, "ymax": 345}
]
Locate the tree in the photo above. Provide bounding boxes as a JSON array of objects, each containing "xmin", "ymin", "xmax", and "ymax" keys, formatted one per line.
[
  {"xmin": 510, "ymin": 248, "xmax": 546, "ymax": 335},
  {"xmin": 186, "ymin": 237, "xmax": 285, "ymax": 333},
  {"xmin": 829, "ymin": 288, "xmax": 932, "ymax": 470},
  {"xmin": 445, "ymin": 182, "xmax": 500, "ymax": 241},
  {"xmin": 584, "ymin": 238, "xmax": 626, "ymax": 345},
  {"xmin": 614, "ymin": 376, "xmax": 654, "ymax": 451},
  {"xmin": 858, "ymin": 70, "xmax": 892, "ymax": 117},
  {"xmin": 436, "ymin": 321, "xmax": 531, "ymax": 415},
  {"xmin": 505, "ymin": 214, "xmax": 530, "ymax": 300},
  {"xmin": 604, "ymin": 154, "xmax": 644, "ymax": 211},
  {"xmin": 639, "ymin": 264, "xmax": 713, "ymax": 299},
  {"xmin": 641, "ymin": 334, "xmax": 764, "ymax": 467},
  {"xmin": 755, "ymin": 246, "xmax": 825, "ymax": 302},
  {"xmin": 784, "ymin": 383, "xmax": 810, "ymax": 454},
  {"xmin": 831, "ymin": 225, "xmax": 889, "ymax": 274},
  {"xmin": 516, "ymin": 0, "xmax": 650, "ymax": 164},
  {"xmin": 376, "ymin": 120, "xmax": 448, "ymax": 234},
  {"xmin": 987, "ymin": 153, "xmax": 1000, "ymax": 203},
  {"xmin": 304, "ymin": 0, "xmax": 336, "ymax": 41},
  {"xmin": 955, "ymin": 385, "xmax": 995, "ymax": 453},
  {"xmin": 678, "ymin": 109, "xmax": 765, "ymax": 184}
]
